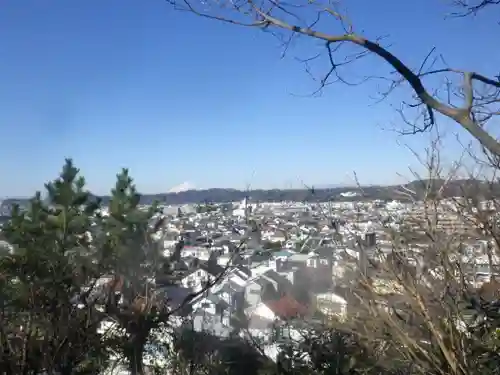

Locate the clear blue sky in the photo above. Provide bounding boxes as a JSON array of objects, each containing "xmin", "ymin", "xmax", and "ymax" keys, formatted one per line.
[{"xmin": 0, "ymin": 0, "xmax": 498, "ymax": 196}]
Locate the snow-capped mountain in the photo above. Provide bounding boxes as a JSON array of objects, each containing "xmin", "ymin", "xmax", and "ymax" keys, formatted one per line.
[{"xmin": 167, "ymin": 182, "xmax": 196, "ymax": 193}]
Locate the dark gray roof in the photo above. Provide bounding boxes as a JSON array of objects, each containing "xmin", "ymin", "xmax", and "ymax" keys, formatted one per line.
[
  {"xmin": 199, "ymin": 260, "xmax": 225, "ymax": 276},
  {"xmin": 249, "ymin": 250, "xmax": 272, "ymax": 263},
  {"xmin": 263, "ymin": 270, "xmax": 293, "ymax": 289},
  {"xmin": 181, "ymin": 268, "xmax": 199, "ymax": 279},
  {"xmin": 236, "ymin": 265, "xmax": 252, "ymax": 278},
  {"xmin": 155, "ymin": 285, "xmax": 193, "ymax": 313},
  {"xmin": 229, "ymin": 266, "xmax": 249, "ymax": 279},
  {"xmin": 249, "ymin": 277, "xmax": 271, "ymax": 288},
  {"xmin": 313, "ymin": 246, "xmax": 335, "ymax": 258}
]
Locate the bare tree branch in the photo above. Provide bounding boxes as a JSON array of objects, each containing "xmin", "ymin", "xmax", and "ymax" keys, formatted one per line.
[{"xmin": 166, "ymin": 0, "xmax": 500, "ymax": 156}]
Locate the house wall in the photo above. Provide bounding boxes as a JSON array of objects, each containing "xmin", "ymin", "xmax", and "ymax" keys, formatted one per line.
[
  {"xmin": 181, "ymin": 247, "xmax": 211, "ymax": 261},
  {"xmin": 278, "ymin": 270, "xmax": 295, "ymax": 285},
  {"xmin": 217, "ymin": 255, "xmax": 231, "ymax": 267},
  {"xmin": 245, "ymin": 282, "xmax": 263, "ymax": 310},
  {"xmin": 193, "ymin": 313, "xmax": 231, "ymax": 338},
  {"xmin": 192, "ymin": 298, "xmax": 217, "ymax": 315},
  {"xmin": 181, "ymin": 269, "xmax": 210, "ymax": 292},
  {"xmin": 253, "ymin": 302, "xmax": 276, "ymax": 320},
  {"xmin": 244, "ymin": 326, "xmax": 306, "ymax": 363}
]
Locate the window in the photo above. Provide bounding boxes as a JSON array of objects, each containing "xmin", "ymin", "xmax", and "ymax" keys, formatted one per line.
[
  {"xmin": 197, "ymin": 271, "xmax": 202, "ymax": 277},
  {"xmin": 320, "ymin": 258, "xmax": 329, "ymax": 265},
  {"xmin": 201, "ymin": 302, "xmax": 211, "ymax": 309},
  {"xmin": 273, "ymin": 325, "xmax": 290, "ymax": 342},
  {"xmin": 307, "ymin": 259, "xmax": 316, "ymax": 267}
]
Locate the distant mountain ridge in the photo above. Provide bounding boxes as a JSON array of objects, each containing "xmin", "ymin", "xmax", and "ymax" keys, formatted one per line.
[
  {"xmin": 167, "ymin": 182, "xmax": 196, "ymax": 193},
  {"xmin": 1, "ymin": 179, "xmax": 498, "ymax": 211}
]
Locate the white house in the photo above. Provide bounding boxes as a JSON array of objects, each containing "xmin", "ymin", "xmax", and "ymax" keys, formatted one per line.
[
  {"xmin": 315, "ymin": 292, "xmax": 347, "ymax": 320},
  {"xmin": 180, "ymin": 268, "xmax": 212, "ymax": 292}
]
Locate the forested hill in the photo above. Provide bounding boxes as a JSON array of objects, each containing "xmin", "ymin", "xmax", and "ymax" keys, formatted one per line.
[{"xmin": 1, "ymin": 179, "xmax": 498, "ymax": 211}]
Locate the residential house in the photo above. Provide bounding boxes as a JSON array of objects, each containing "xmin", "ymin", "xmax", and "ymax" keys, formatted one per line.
[
  {"xmin": 191, "ymin": 294, "xmax": 232, "ymax": 337},
  {"xmin": 246, "ymin": 295, "xmax": 310, "ymax": 361},
  {"xmin": 179, "ymin": 260, "xmax": 224, "ymax": 293},
  {"xmin": 276, "ymin": 248, "xmax": 333, "ymax": 294},
  {"xmin": 315, "ymin": 292, "xmax": 347, "ymax": 321},
  {"xmin": 244, "ymin": 270, "xmax": 295, "ymax": 313}
]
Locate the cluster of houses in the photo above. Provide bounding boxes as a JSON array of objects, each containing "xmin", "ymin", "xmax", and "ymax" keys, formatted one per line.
[
  {"xmin": 96, "ymin": 200, "xmax": 366, "ymax": 371},
  {"xmin": 2, "ymin": 195, "xmax": 497, "ymax": 373}
]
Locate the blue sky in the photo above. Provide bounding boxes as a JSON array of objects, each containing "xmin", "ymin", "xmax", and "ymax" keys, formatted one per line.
[{"xmin": 0, "ymin": 0, "xmax": 498, "ymax": 196}]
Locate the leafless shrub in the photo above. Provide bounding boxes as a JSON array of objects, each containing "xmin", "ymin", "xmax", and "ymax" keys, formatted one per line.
[{"xmin": 331, "ymin": 134, "xmax": 500, "ymax": 375}]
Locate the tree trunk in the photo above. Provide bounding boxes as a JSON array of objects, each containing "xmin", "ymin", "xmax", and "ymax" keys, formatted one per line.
[{"xmin": 127, "ymin": 334, "xmax": 147, "ymax": 375}]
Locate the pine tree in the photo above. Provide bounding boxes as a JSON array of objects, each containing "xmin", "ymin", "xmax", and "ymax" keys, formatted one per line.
[
  {"xmin": 0, "ymin": 159, "xmax": 107, "ymax": 374},
  {"xmin": 97, "ymin": 168, "xmax": 167, "ymax": 375}
]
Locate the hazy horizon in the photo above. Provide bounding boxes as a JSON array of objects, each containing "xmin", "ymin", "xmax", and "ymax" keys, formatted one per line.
[{"xmin": 2, "ymin": 175, "xmax": 480, "ymax": 200}]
